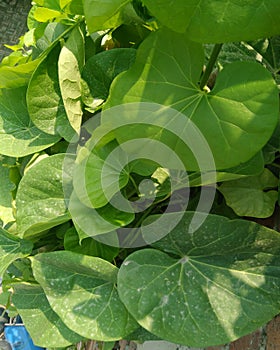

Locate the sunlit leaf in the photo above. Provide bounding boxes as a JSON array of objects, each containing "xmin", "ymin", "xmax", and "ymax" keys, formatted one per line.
[
  {"xmin": 106, "ymin": 28, "xmax": 279, "ymax": 170},
  {"xmin": 16, "ymin": 154, "xmax": 70, "ymax": 237},
  {"xmin": 0, "ymin": 87, "xmax": 60, "ymax": 157},
  {"xmin": 118, "ymin": 212, "xmax": 280, "ymax": 347},
  {"xmin": 142, "ymin": 0, "xmax": 280, "ymax": 43},
  {"xmin": 32, "ymin": 251, "xmax": 138, "ymax": 340}
]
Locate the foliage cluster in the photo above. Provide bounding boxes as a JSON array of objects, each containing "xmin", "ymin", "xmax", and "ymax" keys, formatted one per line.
[{"xmin": 1, "ymin": 0, "xmax": 280, "ymax": 348}]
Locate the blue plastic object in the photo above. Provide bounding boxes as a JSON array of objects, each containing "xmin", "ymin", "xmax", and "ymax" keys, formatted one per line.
[{"xmin": 4, "ymin": 325, "xmax": 44, "ymax": 350}]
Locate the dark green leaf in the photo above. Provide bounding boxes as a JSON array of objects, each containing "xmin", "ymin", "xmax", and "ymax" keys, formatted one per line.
[
  {"xmin": 82, "ymin": 48, "xmax": 136, "ymax": 100},
  {"xmin": 0, "ymin": 227, "xmax": 33, "ymax": 276},
  {"xmin": 219, "ymin": 168, "xmax": 278, "ymax": 218},
  {"xmin": 64, "ymin": 226, "xmax": 119, "ymax": 261},
  {"xmin": 0, "ymin": 157, "xmax": 15, "ymax": 227}
]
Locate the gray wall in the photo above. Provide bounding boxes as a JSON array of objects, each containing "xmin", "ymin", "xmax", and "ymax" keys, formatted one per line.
[{"xmin": 0, "ymin": 0, "xmax": 31, "ymax": 61}]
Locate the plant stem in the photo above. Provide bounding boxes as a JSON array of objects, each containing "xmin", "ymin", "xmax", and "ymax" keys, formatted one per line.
[{"xmin": 200, "ymin": 43, "xmax": 223, "ymax": 91}]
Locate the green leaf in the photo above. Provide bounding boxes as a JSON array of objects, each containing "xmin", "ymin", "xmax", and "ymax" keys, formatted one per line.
[
  {"xmin": 74, "ymin": 140, "xmax": 130, "ymax": 208},
  {"xmin": 63, "ymin": 0, "xmax": 84, "ymax": 15},
  {"xmin": 82, "ymin": 48, "xmax": 136, "ymax": 100},
  {"xmin": 248, "ymin": 37, "xmax": 280, "ymax": 85},
  {"xmin": 142, "ymin": 0, "xmax": 280, "ymax": 43},
  {"xmin": 34, "ymin": 0, "xmax": 61, "ymax": 10},
  {"xmin": 34, "ymin": 22, "xmax": 69, "ymax": 55},
  {"xmin": 32, "ymin": 251, "xmax": 138, "ymax": 340},
  {"xmin": 219, "ymin": 168, "xmax": 278, "ymax": 218},
  {"xmin": 0, "ymin": 158, "xmax": 15, "ymax": 227},
  {"xmin": 12, "ymin": 283, "xmax": 83, "ymax": 347},
  {"xmin": 33, "ymin": 7, "xmax": 62, "ymax": 22},
  {"xmin": 0, "ymin": 227, "xmax": 33, "ymax": 276},
  {"xmin": 58, "ymin": 26, "xmax": 84, "ymax": 134},
  {"xmin": 0, "ymin": 86, "xmax": 60, "ymax": 157},
  {"xmin": 0, "ymin": 60, "xmax": 40, "ymax": 89},
  {"xmin": 64, "ymin": 226, "xmax": 119, "ymax": 261},
  {"xmin": 106, "ymin": 28, "xmax": 279, "ymax": 170},
  {"xmin": 27, "ymin": 44, "xmax": 75, "ymax": 141},
  {"xmin": 83, "ymin": 0, "xmax": 130, "ymax": 34},
  {"xmin": 69, "ymin": 190, "xmax": 134, "ymax": 243},
  {"xmin": 189, "ymin": 152, "xmax": 265, "ymax": 187},
  {"xmin": 118, "ymin": 212, "xmax": 280, "ymax": 347},
  {"xmin": 16, "ymin": 154, "xmax": 71, "ymax": 238}
]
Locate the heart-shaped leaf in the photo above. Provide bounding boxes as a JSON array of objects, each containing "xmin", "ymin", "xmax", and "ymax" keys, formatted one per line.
[
  {"xmin": 0, "ymin": 86, "xmax": 60, "ymax": 157},
  {"xmin": 12, "ymin": 283, "xmax": 83, "ymax": 347},
  {"xmin": 16, "ymin": 154, "xmax": 71, "ymax": 238},
  {"xmin": 0, "ymin": 228, "xmax": 33, "ymax": 276},
  {"xmin": 219, "ymin": 168, "xmax": 278, "ymax": 218},
  {"xmin": 32, "ymin": 251, "xmax": 138, "ymax": 340},
  {"xmin": 118, "ymin": 212, "xmax": 280, "ymax": 347},
  {"xmin": 106, "ymin": 28, "xmax": 278, "ymax": 170},
  {"xmin": 142, "ymin": 0, "xmax": 280, "ymax": 43}
]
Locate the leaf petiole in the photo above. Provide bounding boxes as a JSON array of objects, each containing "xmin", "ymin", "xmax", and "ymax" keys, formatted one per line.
[{"xmin": 200, "ymin": 43, "xmax": 223, "ymax": 91}]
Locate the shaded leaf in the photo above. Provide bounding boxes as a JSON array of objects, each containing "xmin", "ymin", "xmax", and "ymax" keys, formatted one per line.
[
  {"xmin": 189, "ymin": 152, "xmax": 265, "ymax": 187},
  {"xmin": 13, "ymin": 283, "xmax": 83, "ymax": 347},
  {"xmin": 64, "ymin": 226, "xmax": 119, "ymax": 261},
  {"xmin": 0, "ymin": 227, "xmax": 33, "ymax": 276},
  {"xmin": 82, "ymin": 48, "xmax": 136, "ymax": 100},
  {"xmin": 0, "ymin": 158, "xmax": 15, "ymax": 227},
  {"xmin": 32, "ymin": 251, "xmax": 138, "ymax": 340},
  {"xmin": 219, "ymin": 168, "xmax": 278, "ymax": 218},
  {"xmin": 118, "ymin": 212, "xmax": 280, "ymax": 347}
]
